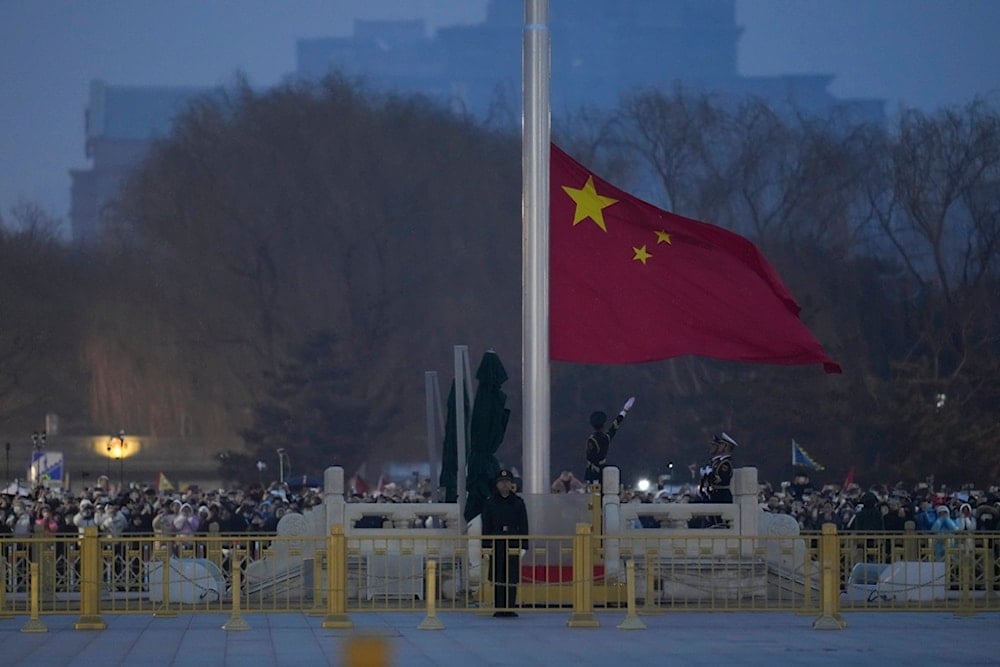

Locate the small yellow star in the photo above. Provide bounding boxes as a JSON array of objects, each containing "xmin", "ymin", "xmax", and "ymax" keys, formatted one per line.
[
  {"xmin": 633, "ymin": 245, "xmax": 652, "ymax": 264},
  {"xmin": 655, "ymin": 230, "xmax": 672, "ymax": 244},
  {"xmin": 562, "ymin": 176, "xmax": 618, "ymax": 232}
]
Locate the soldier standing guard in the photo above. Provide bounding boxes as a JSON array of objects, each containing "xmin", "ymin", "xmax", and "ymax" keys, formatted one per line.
[
  {"xmin": 584, "ymin": 397, "xmax": 635, "ymax": 486},
  {"xmin": 482, "ymin": 469, "xmax": 530, "ymax": 617},
  {"xmin": 699, "ymin": 432, "xmax": 738, "ymax": 503}
]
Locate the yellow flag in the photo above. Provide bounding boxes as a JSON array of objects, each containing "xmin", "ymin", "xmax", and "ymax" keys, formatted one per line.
[{"xmin": 157, "ymin": 472, "xmax": 175, "ymax": 492}]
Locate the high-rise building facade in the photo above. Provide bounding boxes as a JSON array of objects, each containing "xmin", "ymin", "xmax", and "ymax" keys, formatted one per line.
[{"xmin": 70, "ymin": 1, "xmax": 883, "ymax": 243}]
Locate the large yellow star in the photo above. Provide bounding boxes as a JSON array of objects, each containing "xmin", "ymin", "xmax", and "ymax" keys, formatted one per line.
[
  {"xmin": 633, "ymin": 245, "xmax": 652, "ymax": 264},
  {"xmin": 655, "ymin": 230, "xmax": 672, "ymax": 244},
  {"xmin": 562, "ymin": 175, "xmax": 618, "ymax": 232}
]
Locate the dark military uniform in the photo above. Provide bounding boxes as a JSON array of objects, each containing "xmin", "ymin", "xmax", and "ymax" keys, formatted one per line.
[
  {"xmin": 704, "ymin": 455, "xmax": 734, "ymax": 503},
  {"xmin": 584, "ymin": 412, "xmax": 625, "ymax": 484},
  {"xmin": 481, "ymin": 470, "xmax": 529, "ymax": 615},
  {"xmin": 691, "ymin": 433, "xmax": 738, "ymax": 528}
]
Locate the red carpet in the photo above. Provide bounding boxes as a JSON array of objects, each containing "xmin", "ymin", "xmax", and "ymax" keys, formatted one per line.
[{"xmin": 520, "ymin": 565, "xmax": 606, "ymax": 583}]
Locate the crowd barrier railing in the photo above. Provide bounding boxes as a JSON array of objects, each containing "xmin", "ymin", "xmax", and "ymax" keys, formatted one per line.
[{"xmin": 0, "ymin": 525, "xmax": 997, "ymax": 630}]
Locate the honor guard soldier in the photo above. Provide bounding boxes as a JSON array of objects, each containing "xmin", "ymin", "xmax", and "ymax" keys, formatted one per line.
[
  {"xmin": 584, "ymin": 397, "xmax": 635, "ymax": 486},
  {"xmin": 699, "ymin": 432, "xmax": 738, "ymax": 503}
]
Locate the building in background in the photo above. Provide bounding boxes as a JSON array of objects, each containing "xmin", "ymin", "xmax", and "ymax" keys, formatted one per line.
[
  {"xmin": 296, "ymin": 0, "xmax": 884, "ymax": 124},
  {"xmin": 69, "ymin": 81, "xmax": 208, "ymax": 245},
  {"xmin": 69, "ymin": 0, "xmax": 883, "ymax": 244}
]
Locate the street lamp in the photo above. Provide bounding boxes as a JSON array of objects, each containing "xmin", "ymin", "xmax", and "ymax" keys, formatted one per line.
[
  {"xmin": 117, "ymin": 430, "xmax": 127, "ymax": 491},
  {"xmin": 256, "ymin": 460, "xmax": 267, "ymax": 485},
  {"xmin": 30, "ymin": 432, "xmax": 46, "ymax": 487},
  {"xmin": 276, "ymin": 448, "xmax": 287, "ymax": 484},
  {"xmin": 107, "ymin": 430, "xmax": 125, "ymax": 492}
]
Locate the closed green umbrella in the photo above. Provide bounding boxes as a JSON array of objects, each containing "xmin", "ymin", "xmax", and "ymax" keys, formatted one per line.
[
  {"xmin": 438, "ymin": 380, "xmax": 469, "ymax": 503},
  {"xmin": 464, "ymin": 350, "xmax": 510, "ymax": 521}
]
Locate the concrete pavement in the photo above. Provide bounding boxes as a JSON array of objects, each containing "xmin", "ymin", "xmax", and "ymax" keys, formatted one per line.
[{"xmin": 3, "ymin": 610, "xmax": 998, "ymax": 666}]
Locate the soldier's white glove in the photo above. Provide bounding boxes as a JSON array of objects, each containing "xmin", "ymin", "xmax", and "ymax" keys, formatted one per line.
[{"xmin": 620, "ymin": 396, "xmax": 635, "ymax": 417}]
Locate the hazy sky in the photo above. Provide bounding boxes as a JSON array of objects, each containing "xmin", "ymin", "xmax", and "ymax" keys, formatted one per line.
[{"xmin": 1, "ymin": 0, "xmax": 998, "ymax": 228}]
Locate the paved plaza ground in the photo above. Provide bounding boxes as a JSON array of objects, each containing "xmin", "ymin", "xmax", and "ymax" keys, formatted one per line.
[{"xmin": 2, "ymin": 610, "xmax": 999, "ymax": 666}]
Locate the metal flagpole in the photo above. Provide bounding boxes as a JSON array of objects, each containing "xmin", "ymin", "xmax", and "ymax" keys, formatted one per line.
[
  {"xmin": 424, "ymin": 371, "xmax": 441, "ymax": 498},
  {"xmin": 522, "ymin": 0, "xmax": 551, "ymax": 495},
  {"xmin": 454, "ymin": 345, "xmax": 469, "ymax": 526}
]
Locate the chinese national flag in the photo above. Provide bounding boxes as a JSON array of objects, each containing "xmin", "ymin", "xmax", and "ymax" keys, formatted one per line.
[{"xmin": 550, "ymin": 143, "xmax": 841, "ymax": 373}]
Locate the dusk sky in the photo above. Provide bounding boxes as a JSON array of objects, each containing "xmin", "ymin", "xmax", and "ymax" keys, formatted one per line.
[{"xmin": 2, "ymin": 0, "xmax": 998, "ymax": 231}]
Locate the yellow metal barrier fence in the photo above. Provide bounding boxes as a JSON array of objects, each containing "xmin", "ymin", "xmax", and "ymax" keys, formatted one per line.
[{"xmin": 0, "ymin": 527, "xmax": 996, "ymax": 626}]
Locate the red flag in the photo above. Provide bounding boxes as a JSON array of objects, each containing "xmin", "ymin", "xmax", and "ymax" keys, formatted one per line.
[
  {"xmin": 352, "ymin": 473, "xmax": 369, "ymax": 494},
  {"xmin": 549, "ymin": 143, "xmax": 841, "ymax": 373},
  {"xmin": 841, "ymin": 467, "xmax": 855, "ymax": 491}
]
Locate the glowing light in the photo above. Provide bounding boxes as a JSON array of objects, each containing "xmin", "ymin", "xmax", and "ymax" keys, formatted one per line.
[
  {"xmin": 636, "ymin": 478, "xmax": 651, "ymax": 492},
  {"xmin": 92, "ymin": 436, "xmax": 140, "ymax": 459}
]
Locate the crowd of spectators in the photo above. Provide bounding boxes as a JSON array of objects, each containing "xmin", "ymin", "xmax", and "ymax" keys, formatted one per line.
[
  {"xmin": 3, "ymin": 471, "xmax": 999, "ymax": 542},
  {"xmin": 0, "ymin": 475, "xmax": 325, "ymax": 540},
  {"xmin": 616, "ymin": 472, "xmax": 1000, "ymax": 534}
]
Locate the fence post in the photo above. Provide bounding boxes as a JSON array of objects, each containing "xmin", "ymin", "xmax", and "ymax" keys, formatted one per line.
[
  {"xmin": 322, "ymin": 524, "xmax": 352, "ymax": 629},
  {"xmin": 802, "ymin": 536, "xmax": 815, "ymax": 612},
  {"xmin": 308, "ymin": 545, "xmax": 327, "ymax": 616},
  {"xmin": 223, "ymin": 549, "xmax": 250, "ymax": 631},
  {"xmin": 616, "ymin": 559, "xmax": 645, "ymax": 630},
  {"xmin": 480, "ymin": 548, "xmax": 492, "ymax": 614},
  {"xmin": 567, "ymin": 523, "xmax": 599, "ymax": 627},
  {"xmin": 207, "ymin": 525, "xmax": 223, "ymax": 569},
  {"xmin": 0, "ymin": 550, "xmax": 12, "ymax": 619},
  {"xmin": 418, "ymin": 559, "xmax": 444, "ymax": 630},
  {"xmin": 955, "ymin": 539, "xmax": 976, "ymax": 617},
  {"xmin": 74, "ymin": 526, "xmax": 107, "ymax": 630},
  {"xmin": 813, "ymin": 523, "xmax": 846, "ymax": 630},
  {"xmin": 903, "ymin": 521, "xmax": 918, "ymax": 561},
  {"xmin": 30, "ymin": 525, "xmax": 55, "ymax": 601},
  {"xmin": 153, "ymin": 544, "xmax": 177, "ymax": 618},
  {"xmin": 20, "ymin": 562, "xmax": 47, "ymax": 633}
]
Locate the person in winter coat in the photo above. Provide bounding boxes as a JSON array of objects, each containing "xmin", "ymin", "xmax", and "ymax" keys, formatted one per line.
[
  {"xmin": 853, "ymin": 492, "xmax": 885, "ymax": 531},
  {"xmin": 481, "ymin": 469, "xmax": 529, "ymax": 617},
  {"xmin": 850, "ymin": 491, "xmax": 884, "ymax": 561},
  {"xmin": 35, "ymin": 505, "xmax": 60, "ymax": 534},
  {"xmin": 930, "ymin": 505, "xmax": 959, "ymax": 560},
  {"xmin": 173, "ymin": 503, "xmax": 199, "ymax": 536},
  {"xmin": 7, "ymin": 500, "xmax": 33, "ymax": 538},
  {"xmin": 955, "ymin": 503, "xmax": 976, "ymax": 532},
  {"xmin": 98, "ymin": 500, "xmax": 130, "ymax": 537},
  {"xmin": 73, "ymin": 499, "xmax": 99, "ymax": 534}
]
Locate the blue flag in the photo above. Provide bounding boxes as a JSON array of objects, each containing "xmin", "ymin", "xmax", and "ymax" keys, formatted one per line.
[{"xmin": 791, "ymin": 439, "xmax": 824, "ymax": 470}]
